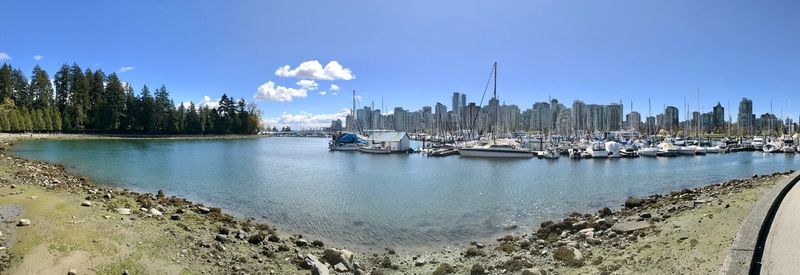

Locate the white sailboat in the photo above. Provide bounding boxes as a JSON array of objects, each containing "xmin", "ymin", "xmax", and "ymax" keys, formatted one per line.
[
  {"xmin": 586, "ymin": 141, "xmax": 608, "ymax": 158},
  {"xmin": 458, "ymin": 62, "xmax": 534, "ymax": 158}
]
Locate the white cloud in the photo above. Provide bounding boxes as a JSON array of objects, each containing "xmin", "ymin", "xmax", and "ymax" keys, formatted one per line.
[
  {"xmin": 329, "ymin": 84, "xmax": 340, "ymax": 92},
  {"xmin": 296, "ymin": 79, "xmax": 318, "ymax": 90},
  {"xmin": 275, "ymin": 60, "xmax": 355, "ymax": 80},
  {"xmin": 119, "ymin": 66, "xmax": 135, "ymax": 73},
  {"xmin": 262, "ymin": 109, "xmax": 350, "ymax": 129},
  {"xmin": 332, "ymin": 92, "xmax": 338, "ymax": 96},
  {"xmin": 199, "ymin": 96, "xmax": 220, "ymax": 109},
  {"xmin": 254, "ymin": 81, "xmax": 308, "ymax": 102},
  {"xmin": 319, "ymin": 91, "xmax": 327, "ymax": 95},
  {"xmin": 33, "ymin": 55, "xmax": 44, "ymax": 61},
  {"xmin": 0, "ymin": 52, "xmax": 11, "ymax": 61}
]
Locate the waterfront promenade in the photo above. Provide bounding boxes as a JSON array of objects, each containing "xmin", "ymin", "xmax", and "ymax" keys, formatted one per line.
[{"xmin": 761, "ymin": 181, "xmax": 800, "ymax": 274}]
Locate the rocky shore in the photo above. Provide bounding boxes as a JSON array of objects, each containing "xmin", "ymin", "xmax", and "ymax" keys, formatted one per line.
[{"xmin": 0, "ymin": 135, "xmax": 793, "ymax": 274}]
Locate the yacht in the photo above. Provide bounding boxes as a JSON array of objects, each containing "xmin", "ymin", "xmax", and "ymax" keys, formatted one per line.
[
  {"xmin": 752, "ymin": 137, "xmax": 765, "ymax": 151},
  {"xmin": 763, "ymin": 141, "xmax": 780, "ymax": 153},
  {"xmin": 677, "ymin": 146, "xmax": 697, "ymax": 155},
  {"xmin": 782, "ymin": 136, "xmax": 796, "ymax": 153},
  {"xmin": 456, "ymin": 63, "xmax": 534, "ymax": 159},
  {"xmin": 586, "ymin": 141, "xmax": 608, "ymax": 158},
  {"xmin": 329, "ymin": 132, "xmax": 367, "ymax": 151},
  {"xmin": 605, "ymin": 141, "xmax": 621, "ymax": 158},
  {"xmin": 458, "ymin": 139, "xmax": 534, "ymax": 158}
]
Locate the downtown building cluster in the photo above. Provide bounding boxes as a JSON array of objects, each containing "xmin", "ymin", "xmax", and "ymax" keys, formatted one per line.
[{"xmin": 332, "ymin": 94, "xmax": 797, "ymax": 137}]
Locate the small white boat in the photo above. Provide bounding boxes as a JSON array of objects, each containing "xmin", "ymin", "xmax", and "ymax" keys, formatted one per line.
[
  {"xmin": 358, "ymin": 144, "xmax": 392, "ymax": 154},
  {"xmin": 605, "ymin": 141, "xmax": 621, "ymax": 158},
  {"xmin": 763, "ymin": 142, "xmax": 780, "ymax": 153},
  {"xmin": 704, "ymin": 146, "xmax": 723, "ymax": 154},
  {"xmin": 677, "ymin": 146, "xmax": 697, "ymax": 155},
  {"xmin": 782, "ymin": 136, "xmax": 796, "ymax": 153},
  {"xmin": 753, "ymin": 137, "xmax": 765, "ymax": 151},
  {"xmin": 586, "ymin": 141, "xmax": 608, "ymax": 158},
  {"xmin": 639, "ymin": 147, "xmax": 659, "ymax": 157},
  {"xmin": 657, "ymin": 142, "xmax": 679, "ymax": 157},
  {"xmin": 541, "ymin": 149, "xmax": 559, "ymax": 159}
]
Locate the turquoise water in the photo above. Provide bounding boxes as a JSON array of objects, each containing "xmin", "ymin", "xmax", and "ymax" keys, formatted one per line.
[{"xmin": 11, "ymin": 138, "xmax": 800, "ymax": 250}]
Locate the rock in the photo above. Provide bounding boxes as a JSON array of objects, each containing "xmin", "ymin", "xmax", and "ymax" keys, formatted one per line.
[
  {"xmin": 170, "ymin": 214, "xmax": 181, "ymax": 220},
  {"xmin": 639, "ymin": 212, "xmax": 652, "ymax": 219},
  {"xmin": 333, "ymin": 262, "xmax": 349, "ymax": 272},
  {"xmin": 311, "ymin": 240, "xmax": 324, "ymax": 247},
  {"xmin": 197, "ymin": 206, "xmax": 211, "ymax": 214},
  {"xmin": 215, "ymin": 234, "xmax": 228, "ymax": 243},
  {"xmin": 122, "ymin": 269, "xmax": 129, "ymax": 275},
  {"xmin": 553, "ymin": 246, "xmax": 583, "ymax": 266},
  {"xmin": 68, "ymin": 269, "xmax": 77, "ymax": 275},
  {"xmin": 323, "ymin": 249, "xmax": 353, "ymax": 270},
  {"xmin": 578, "ymin": 228, "xmax": 594, "ymax": 238},
  {"xmin": 268, "ymin": 234, "xmax": 280, "ymax": 242},
  {"xmin": 598, "ymin": 207, "xmax": 612, "ymax": 217},
  {"xmin": 521, "ymin": 268, "xmax": 545, "ymax": 275},
  {"xmin": 248, "ymin": 233, "xmax": 266, "ymax": 244},
  {"xmin": 17, "ymin": 219, "xmax": 31, "ymax": 226},
  {"xmin": 81, "ymin": 201, "xmax": 92, "ymax": 207},
  {"xmin": 414, "ymin": 259, "xmax": 425, "ymax": 266},
  {"xmin": 295, "ymin": 238, "xmax": 308, "ymax": 247},
  {"xmin": 611, "ymin": 221, "xmax": 650, "ymax": 233},
  {"xmin": 304, "ymin": 254, "xmax": 329, "ymax": 275},
  {"xmin": 625, "ymin": 197, "xmax": 644, "ymax": 208},
  {"xmin": 586, "ymin": 237, "xmax": 602, "ymax": 245},
  {"xmin": 116, "ymin": 208, "xmax": 131, "ymax": 215},
  {"xmin": 10, "ymin": 184, "xmax": 16, "ymax": 189},
  {"xmin": 503, "ymin": 223, "xmax": 518, "ymax": 230},
  {"xmin": 573, "ymin": 220, "xmax": 588, "ymax": 230},
  {"xmin": 148, "ymin": 208, "xmax": 163, "ymax": 216}
]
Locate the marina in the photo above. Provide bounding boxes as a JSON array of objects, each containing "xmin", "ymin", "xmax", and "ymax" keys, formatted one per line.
[{"xmin": 11, "ymin": 137, "xmax": 800, "ymax": 250}]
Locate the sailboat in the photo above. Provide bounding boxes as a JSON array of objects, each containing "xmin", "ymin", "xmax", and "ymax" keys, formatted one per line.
[
  {"xmin": 458, "ymin": 63, "xmax": 534, "ymax": 158},
  {"xmin": 329, "ymin": 90, "xmax": 368, "ymax": 151}
]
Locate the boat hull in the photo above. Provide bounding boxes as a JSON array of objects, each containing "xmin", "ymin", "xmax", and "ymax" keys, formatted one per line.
[{"xmin": 458, "ymin": 148, "xmax": 534, "ymax": 158}]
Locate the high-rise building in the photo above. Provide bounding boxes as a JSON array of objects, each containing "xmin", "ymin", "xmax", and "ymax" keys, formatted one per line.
[
  {"xmin": 462, "ymin": 102, "xmax": 481, "ymax": 131},
  {"xmin": 531, "ymin": 102, "xmax": 552, "ymax": 133},
  {"xmin": 434, "ymin": 103, "xmax": 447, "ymax": 132},
  {"xmin": 645, "ymin": 116, "xmax": 656, "ymax": 134},
  {"xmin": 607, "ymin": 103, "xmax": 624, "ymax": 131},
  {"xmin": 461, "ymin": 94, "xmax": 466, "ymax": 109},
  {"xmin": 452, "ymin": 92, "xmax": 463, "ymax": 115},
  {"xmin": 738, "ymin": 98, "xmax": 753, "ymax": 136},
  {"xmin": 572, "ymin": 100, "xmax": 587, "ymax": 132},
  {"xmin": 665, "ymin": 106, "xmax": 679, "ymax": 132},
  {"xmin": 626, "ymin": 111, "xmax": 641, "ymax": 131},
  {"xmin": 712, "ymin": 102, "xmax": 724, "ymax": 132}
]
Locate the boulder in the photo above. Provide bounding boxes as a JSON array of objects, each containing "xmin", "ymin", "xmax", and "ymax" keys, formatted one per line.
[
  {"xmin": 215, "ymin": 234, "xmax": 228, "ymax": 243},
  {"xmin": 323, "ymin": 249, "xmax": 353, "ymax": 270},
  {"xmin": 598, "ymin": 207, "xmax": 612, "ymax": 217},
  {"xmin": 553, "ymin": 246, "xmax": 583, "ymax": 266},
  {"xmin": 148, "ymin": 208, "xmax": 163, "ymax": 216},
  {"xmin": 295, "ymin": 238, "xmax": 309, "ymax": 247},
  {"xmin": 68, "ymin": 269, "xmax": 77, "ymax": 275},
  {"xmin": 578, "ymin": 228, "xmax": 594, "ymax": 238},
  {"xmin": 170, "ymin": 214, "xmax": 181, "ymax": 220},
  {"xmin": 333, "ymin": 262, "xmax": 349, "ymax": 272},
  {"xmin": 17, "ymin": 219, "xmax": 31, "ymax": 226},
  {"xmin": 197, "ymin": 206, "xmax": 211, "ymax": 214},
  {"xmin": 304, "ymin": 254, "xmax": 329, "ymax": 275},
  {"xmin": 624, "ymin": 197, "xmax": 644, "ymax": 208}
]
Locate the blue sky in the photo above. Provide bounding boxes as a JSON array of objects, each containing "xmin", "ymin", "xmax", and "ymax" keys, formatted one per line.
[{"xmin": 2, "ymin": 0, "xmax": 800, "ymax": 128}]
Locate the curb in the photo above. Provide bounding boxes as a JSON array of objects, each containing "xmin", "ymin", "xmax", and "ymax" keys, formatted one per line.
[{"xmin": 721, "ymin": 171, "xmax": 800, "ymax": 275}]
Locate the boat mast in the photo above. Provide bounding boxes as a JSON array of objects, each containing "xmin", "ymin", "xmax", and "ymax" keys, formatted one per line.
[
  {"xmin": 352, "ymin": 90, "xmax": 356, "ymax": 133},
  {"xmin": 493, "ymin": 62, "xmax": 498, "ymax": 143}
]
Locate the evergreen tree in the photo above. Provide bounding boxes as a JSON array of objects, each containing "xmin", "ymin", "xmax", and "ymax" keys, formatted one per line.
[
  {"xmin": 0, "ymin": 64, "xmax": 12, "ymax": 101},
  {"xmin": 43, "ymin": 107, "xmax": 53, "ymax": 131},
  {"xmin": 138, "ymin": 85, "xmax": 155, "ymax": 132},
  {"xmin": 50, "ymin": 107, "xmax": 62, "ymax": 131},
  {"xmin": 11, "ymin": 68, "xmax": 30, "ymax": 108},
  {"xmin": 54, "ymin": 64, "xmax": 71, "ymax": 113},
  {"xmin": 30, "ymin": 65, "xmax": 54, "ymax": 109}
]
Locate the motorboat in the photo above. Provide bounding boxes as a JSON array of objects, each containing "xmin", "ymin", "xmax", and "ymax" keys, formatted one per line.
[
  {"xmin": 657, "ymin": 142, "xmax": 679, "ymax": 157},
  {"xmin": 620, "ymin": 146, "xmax": 639, "ymax": 158},
  {"xmin": 763, "ymin": 142, "xmax": 780, "ymax": 153},
  {"xmin": 605, "ymin": 141, "xmax": 621, "ymax": 158},
  {"xmin": 586, "ymin": 141, "xmax": 608, "ymax": 158},
  {"xmin": 568, "ymin": 148, "xmax": 583, "ymax": 159},
  {"xmin": 458, "ymin": 139, "xmax": 535, "ymax": 158},
  {"xmin": 677, "ymin": 146, "xmax": 697, "ymax": 156},
  {"xmin": 782, "ymin": 136, "xmax": 796, "ymax": 153},
  {"xmin": 638, "ymin": 147, "xmax": 658, "ymax": 157},
  {"xmin": 752, "ymin": 137, "xmax": 765, "ymax": 151},
  {"xmin": 541, "ymin": 148, "xmax": 560, "ymax": 159},
  {"xmin": 358, "ymin": 144, "xmax": 392, "ymax": 154}
]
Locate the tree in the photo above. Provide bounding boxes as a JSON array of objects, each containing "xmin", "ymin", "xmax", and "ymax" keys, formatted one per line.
[
  {"xmin": 11, "ymin": 68, "xmax": 30, "ymax": 108},
  {"xmin": 138, "ymin": 85, "xmax": 155, "ymax": 132},
  {"xmin": 30, "ymin": 65, "xmax": 54, "ymax": 109},
  {"xmin": 185, "ymin": 102, "xmax": 200, "ymax": 134},
  {"xmin": 0, "ymin": 64, "xmax": 12, "ymax": 101}
]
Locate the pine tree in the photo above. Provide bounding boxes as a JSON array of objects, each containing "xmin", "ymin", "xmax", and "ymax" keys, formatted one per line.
[
  {"xmin": 11, "ymin": 68, "xmax": 30, "ymax": 108},
  {"xmin": 0, "ymin": 64, "xmax": 12, "ymax": 101},
  {"xmin": 30, "ymin": 65, "xmax": 54, "ymax": 109},
  {"xmin": 43, "ymin": 107, "xmax": 53, "ymax": 131},
  {"xmin": 50, "ymin": 107, "xmax": 62, "ymax": 131}
]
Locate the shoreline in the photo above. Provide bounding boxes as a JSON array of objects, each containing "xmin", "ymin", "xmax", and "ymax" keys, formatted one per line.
[{"xmin": 0, "ymin": 133, "xmax": 794, "ymax": 274}]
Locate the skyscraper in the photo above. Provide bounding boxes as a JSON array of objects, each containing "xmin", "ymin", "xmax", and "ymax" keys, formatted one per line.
[
  {"xmin": 452, "ymin": 92, "xmax": 462, "ymax": 115},
  {"xmin": 626, "ymin": 111, "xmax": 641, "ymax": 131},
  {"xmin": 665, "ymin": 106, "xmax": 679, "ymax": 132},
  {"xmin": 607, "ymin": 103, "xmax": 624, "ymax": 131},
  {"xmin": 712, "ymin": 102, "xmax": 724, "ymax": 132},
  {"xmin": 738, "ymin": 98, "xmax": 753, "ymax": 135}
]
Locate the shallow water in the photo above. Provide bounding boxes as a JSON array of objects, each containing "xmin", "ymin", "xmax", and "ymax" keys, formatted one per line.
[{"xmin": 11, "ymin": 137, "xmax": 800, "ymax": 250}]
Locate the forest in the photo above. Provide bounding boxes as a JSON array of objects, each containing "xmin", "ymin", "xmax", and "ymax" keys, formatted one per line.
[{"xmin": 0, "ymin": 63, "xmax": 261, "ymax": 134}]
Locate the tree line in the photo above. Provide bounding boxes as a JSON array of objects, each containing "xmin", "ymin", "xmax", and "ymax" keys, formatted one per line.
[{"xmin": 0, "ymin": 63, "xmax": 261, "ymax": 134}]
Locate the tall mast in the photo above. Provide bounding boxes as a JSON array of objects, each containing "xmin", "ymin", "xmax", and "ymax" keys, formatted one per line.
[
  {"xmin": 493, "ymin": 62, "xmax": 498, "ymax": 143},
  {"xmin": 352, "ymin": 90, "xmax": 356, "ymax": 132},
  {"xmin": 697, "ymin": 88, "xmax": 700, "ymax": 140}
]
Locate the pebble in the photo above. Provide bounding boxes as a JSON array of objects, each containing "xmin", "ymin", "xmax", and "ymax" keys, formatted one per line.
[
  {"xmin": 68, "ymin": 269, "xmax": 77, "ymax": 275},
  {"xmin": 17, "ymin": 219, "xmax": 31, "ymax": 226},
  {"xmin": 81, "ymin": 201, "xmax": 92, "ymax": 207},
  {"xmin": 170, "ymin": 214, "xmax": 181, "ymax": 220},
  {"xmin": 116, "ymin": 208, "xmax": 131, "ymax": 215}
]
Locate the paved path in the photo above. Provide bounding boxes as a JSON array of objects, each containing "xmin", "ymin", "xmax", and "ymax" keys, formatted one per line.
[{"xmin": 761, "ymin": 180, "xmax": 800, "ymax": 274}]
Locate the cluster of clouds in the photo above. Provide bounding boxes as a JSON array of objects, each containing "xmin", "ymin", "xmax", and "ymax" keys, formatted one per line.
[
  {"xmin": 0, "ymin": 52, "xmax": 46, "ymax": 62},
  {"xmin": 253, "ymin": 60, "xmax": 354, "ymax": 102},
  {"xmin": 262, "ymin": 109, "xmax": 350, "ymax": 129}
]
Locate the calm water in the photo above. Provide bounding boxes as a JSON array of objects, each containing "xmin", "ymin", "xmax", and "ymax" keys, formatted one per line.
[{"xmin": 12, "ymin": 138, "xmax": 800, "ymax": 250}]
